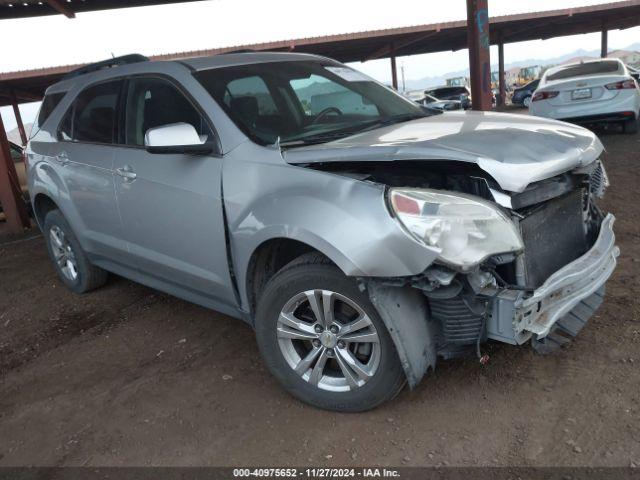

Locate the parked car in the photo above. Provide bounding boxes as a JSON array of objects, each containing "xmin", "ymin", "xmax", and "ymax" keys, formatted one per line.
[
  {"xmin": 417, "ymin": 93, "xmax": 462, "ymax": 111},
  {"xmin": 511, "ymin": 78, "xmax": 539, "ymax": 108},
  {"xmin": 27, "ymin": 52, "xmax": 618, "ymax": 412},
  {"xmin": 425, "ymin": 86, "xmax": 472, "ymax": 109},
  {"xmin": 529, "ymin": 58, "xmax": 640, "ymax": 133}
]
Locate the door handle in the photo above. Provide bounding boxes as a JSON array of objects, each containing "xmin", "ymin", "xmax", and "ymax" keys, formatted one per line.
[
  {"xmin": 116, "ymin": 166, "xmax": 137, "ymax": 182},
  {"xmin": 55, "ymin": 152, "xmax": 69, "ymax": 166}
]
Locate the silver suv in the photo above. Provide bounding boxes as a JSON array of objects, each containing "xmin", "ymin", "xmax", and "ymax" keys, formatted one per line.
[{"xmin": 27, "ymin": 52, "xmax": 619, "ymax": 411}]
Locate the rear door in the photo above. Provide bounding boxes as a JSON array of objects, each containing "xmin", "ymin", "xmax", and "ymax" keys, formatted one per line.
[
  {"xmin": 49, "ymin": 80, "xmax": 126, "ymax": 258},
  {"xmin": 113, "ymin": 76, "xmax": 236, "ymax": 308}
]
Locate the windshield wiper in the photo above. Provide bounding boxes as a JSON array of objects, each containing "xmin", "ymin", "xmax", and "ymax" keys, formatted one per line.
[{"xmin": 281, "ymin": 113, "xmax": 426, "ymax": 147}]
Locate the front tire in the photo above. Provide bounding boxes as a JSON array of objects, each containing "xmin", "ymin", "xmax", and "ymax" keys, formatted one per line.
[
  {"xmin": 523, "ymin": 95, "xmax": 532, "ymax": 108},
  {"xmin": 43, "ymin": 209, "xmax": 108, "ymax": 294},
  {"xmin": 255, "ymin": 253, "xmax": 405, "ymax": 412}
]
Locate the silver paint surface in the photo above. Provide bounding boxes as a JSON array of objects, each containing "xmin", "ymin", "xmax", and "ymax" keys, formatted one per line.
[
  {"xmin": 27, "ymin": 52, "xmax": 611, "ymax": 324},
  {"xmin": 284, "ymin": 110, "xmax": 604, "ymax": 193}
]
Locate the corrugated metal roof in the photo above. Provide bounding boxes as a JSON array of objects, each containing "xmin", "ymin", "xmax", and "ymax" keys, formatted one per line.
[
  {"xmin": 0, "ymin": 0, "xmax": 208, "ymax": 20},
  {"xmin": 2, "ymin": 1, "xmax": 640, "ymax": 105}
]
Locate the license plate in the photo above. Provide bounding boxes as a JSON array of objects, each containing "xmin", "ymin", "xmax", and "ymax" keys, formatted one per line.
[{"xmin": 572, "ymin": 88, "xmax": 592, "ymax": 100}]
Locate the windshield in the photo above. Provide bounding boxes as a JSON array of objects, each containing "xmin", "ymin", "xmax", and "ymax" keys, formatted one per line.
[{"xmin": 194, "ymin": 60, "xmax": 426, "ymax": 146}]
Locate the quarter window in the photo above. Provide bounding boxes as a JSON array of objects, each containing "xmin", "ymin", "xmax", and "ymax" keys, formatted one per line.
[
  {"xmin": 35, "ymin": 92, "xmax": 65, "ymax": 131},
  {"xmin": 124, "ymin": 77, "xmax": 212, "ymax": 146}
]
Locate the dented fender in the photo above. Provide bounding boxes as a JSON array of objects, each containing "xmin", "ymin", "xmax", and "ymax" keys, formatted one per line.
[{"xmin": 222, "ymin": 142, "xmax": 439, "ymax": 311}]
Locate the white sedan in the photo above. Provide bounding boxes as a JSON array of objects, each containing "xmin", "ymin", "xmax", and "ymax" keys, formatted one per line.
[{"xmin": 529, "ymin": 58, "xmax": 640, "ymax": 133}]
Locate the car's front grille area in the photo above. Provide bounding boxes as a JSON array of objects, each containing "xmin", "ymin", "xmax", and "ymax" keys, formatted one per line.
[
  {"xmin": 430, "ymin": 297, "xmax": 484, "ymax": 345},
  {"xmin": 519, "ymin": 189, "xmax": 589, "ymax": 287}
]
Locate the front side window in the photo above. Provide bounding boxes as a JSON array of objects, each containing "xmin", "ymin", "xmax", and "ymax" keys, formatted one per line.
[
  {"xmin": 124, "ymin": 77, "xmax": 212, "ymax": 146},
  {"xmin": 72, "ymin": 81, "xmax": 121, "ymax": 144},
  {"xmin": 195, "ymin": 61, "xmax": 426, "ymax": 146}
]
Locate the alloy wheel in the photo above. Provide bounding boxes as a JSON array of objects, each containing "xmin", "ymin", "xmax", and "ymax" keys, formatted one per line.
[
  {"xmin": 276, "ymin": 289, "xmax": 381, "ymax": 392},
  {"xmin": 49, "ymin": 225, "xmax": 78, "ymax": 282}
]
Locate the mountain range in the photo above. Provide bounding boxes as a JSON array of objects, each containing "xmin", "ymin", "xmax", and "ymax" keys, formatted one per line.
[{"xmin": 402, "ymin": 42, "xmax": 640, "ymax": 91}]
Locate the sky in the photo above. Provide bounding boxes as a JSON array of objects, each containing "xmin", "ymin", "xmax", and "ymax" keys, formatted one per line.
[{"xmin": 2, "ymin": 0, "xmax": 640, "ymax": 134}]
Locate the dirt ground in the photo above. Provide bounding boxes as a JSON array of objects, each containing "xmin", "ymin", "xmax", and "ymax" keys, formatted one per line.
[{"xmin": 0, "ymin": 119, "xmax": 639, "ymax": 468}]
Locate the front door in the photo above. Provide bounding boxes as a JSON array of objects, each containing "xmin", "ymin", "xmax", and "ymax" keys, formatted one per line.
[{"xmin": 113, "ymin": 76, "xmax": 236, "ymax": 308}]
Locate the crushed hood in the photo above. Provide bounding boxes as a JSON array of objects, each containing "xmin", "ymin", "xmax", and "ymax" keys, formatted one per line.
[{"xmin": 283, "ymin": 111, "xmax": 604, "ymax": 193}]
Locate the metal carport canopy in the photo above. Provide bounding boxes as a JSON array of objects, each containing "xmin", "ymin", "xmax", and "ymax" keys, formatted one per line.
[
  {"xmin": 0, "ymin": 0, "xmax": 208, "ymax": 233},
  {"xmin": 2, "ymin": 0, "xmax": 640, "ymax": 106},
  {"xmin": 0, "ymin": 0, "xmax": 206, "ymax": 19}
]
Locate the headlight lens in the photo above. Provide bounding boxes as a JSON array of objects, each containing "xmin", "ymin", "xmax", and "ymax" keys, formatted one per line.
[{"xmin": 389, "ymin": 188, "xmax": 523, "ymax": 269}]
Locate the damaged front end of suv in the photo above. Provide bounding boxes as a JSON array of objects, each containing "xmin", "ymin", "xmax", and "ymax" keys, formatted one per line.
[{"xmin": 282, "ymin": 113, "xmax": 619, "ymax": 388}]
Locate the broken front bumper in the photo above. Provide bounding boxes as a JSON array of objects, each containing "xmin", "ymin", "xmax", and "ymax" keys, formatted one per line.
[
  {"xmin": 487, "ymin": 214, "xmax": 619, "ymax": 344},
  {"xmin": 518, "ymin": 213, "xmax": 619, "ymax": 338}
]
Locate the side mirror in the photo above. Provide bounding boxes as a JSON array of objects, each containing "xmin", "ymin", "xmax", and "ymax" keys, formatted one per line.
[{"xmin": 144, "ymin": 122, "xmax": 214, "ymax": 155}]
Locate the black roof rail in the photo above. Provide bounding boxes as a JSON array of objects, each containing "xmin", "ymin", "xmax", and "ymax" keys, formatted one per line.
[
  {"xmin": 219, "ymin": 49, "xmax": 257, "ymax": 55},
  {"xmin": 63, "ymin": 54, "xmax": 149, "ymax": 80}
]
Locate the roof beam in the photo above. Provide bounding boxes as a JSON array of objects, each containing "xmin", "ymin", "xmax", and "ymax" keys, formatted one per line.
[
  {"xmin": 0, "ymin": 87, "xmax": 42, "ymax": 103},
  {"xmin": 45, "ymin": 0, "xmax": 75, "ymax": 18},
  {"xmin": 365, "ymin": 31, "xmax": 439, "ymax": 61}
]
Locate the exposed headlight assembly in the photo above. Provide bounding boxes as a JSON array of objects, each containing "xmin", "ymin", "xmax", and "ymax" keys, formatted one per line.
[{"xmin": 389, "ymin": 188, "xmax": 523, "ymax": 270}]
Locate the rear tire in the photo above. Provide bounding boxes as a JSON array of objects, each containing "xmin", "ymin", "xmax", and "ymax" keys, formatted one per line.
[
  {"xmin": 623, "ymin": 116, "xmax": 638, "ymax": 134},
  {"xmin": 255, "ymin": 253, "xmax": 405, "ymax": 412},
  {"xmin": 523, "ymin": 95, "xmax": 532, "ymax": 108},
  {"xmin": 43, "ymin": 209, "xmax": 108, "ymax": 294}
]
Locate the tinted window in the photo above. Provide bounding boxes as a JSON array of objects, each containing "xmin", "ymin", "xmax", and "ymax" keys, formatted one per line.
[
  {"xmin": 547, "ymin": 61, "xmax": 621, "ymax": 81},
  {"xmin": 125, "ymin": 77, "xmax": 212, "ymax": 146},
  {"xmin": 35, "ymin": 92, "xmax": 65, "ymax": 130},
  {"xmin": 67, "ymin": 81, "xmax": 121, "ymax": 144}
]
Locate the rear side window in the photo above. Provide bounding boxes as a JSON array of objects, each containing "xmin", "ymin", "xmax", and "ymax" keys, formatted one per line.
[
  {"xmin": 124, "ymin": 77, "xmax": 212, "ymax": 146},
  {"xmin": 58, "ymin": 80, "xmax": 122, "ymax": 144},
  {"xmin": 547, "ymin": 61, "xmax": 621, "ymax": 81},
  {"xmin": 73, "ymin": 81, "xmax": 121, "ymax": 143},
  {"xmin": 35, "ymin": 92, "xmax": 65, "ymax": 130}
]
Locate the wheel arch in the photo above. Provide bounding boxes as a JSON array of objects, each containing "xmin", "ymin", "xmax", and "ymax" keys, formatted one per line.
[
  {"xmin": 32, "ymin": 192, "xmax": 60, "ymax": 230},
  {"xmin": 242, "ymin": 234, "xmax": 353, "ymax": 321}
]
